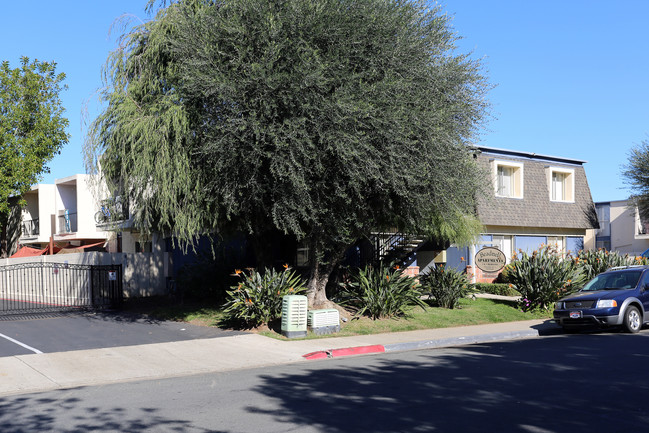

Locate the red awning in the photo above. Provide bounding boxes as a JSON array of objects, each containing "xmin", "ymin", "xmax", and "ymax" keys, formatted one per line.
[
  {"xmin": 56, "ymin": 241, "xmax": 106, "ymax": 255},
  {"xmin": 10, "ymin": 246, "xmax": 48, "ymax": 258}
]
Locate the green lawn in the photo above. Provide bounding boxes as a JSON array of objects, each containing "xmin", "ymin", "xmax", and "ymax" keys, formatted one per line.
[{"xmin": 124, "ymin": 296, "xmax": 552, "ymax": 340}]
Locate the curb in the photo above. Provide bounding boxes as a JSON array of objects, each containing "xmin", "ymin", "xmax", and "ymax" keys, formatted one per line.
[
  {"xmin": 384, "ymin": 329, "xmax": 540, "ymax": 353},
  {"xmin": 302, "ymin": 329, "xmax": 540, "ymax": 360},
  {"xmin": 303, "ymin": 344, "xmax": 385, "ymax": 360}
]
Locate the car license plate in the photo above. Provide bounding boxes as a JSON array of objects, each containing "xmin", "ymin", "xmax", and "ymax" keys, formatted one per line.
[{"xmin": 570, "ymin": 311, "xmax": 582, "ymax": 319}]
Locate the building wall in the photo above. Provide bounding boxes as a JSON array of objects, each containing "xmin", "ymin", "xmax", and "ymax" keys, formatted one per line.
[{"xmin": 596, "ymin": 200, "xmax": 649, "ymax": 256}]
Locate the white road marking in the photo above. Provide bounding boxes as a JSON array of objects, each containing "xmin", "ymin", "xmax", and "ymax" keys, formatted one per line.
[{"xmin": 0, "ymin": 332, "xmax": 43, "ymax": 354}]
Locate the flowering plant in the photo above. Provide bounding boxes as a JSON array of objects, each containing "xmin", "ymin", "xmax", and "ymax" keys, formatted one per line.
[
  {"xmin": 508, "ymin": 245, "xmax": 585, "ymax": 311},
  {"xmin": 223, "ymin": 266, "xmax": 306, "ymax": 327}
]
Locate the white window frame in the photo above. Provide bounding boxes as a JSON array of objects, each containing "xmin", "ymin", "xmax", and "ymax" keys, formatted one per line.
[
  {"xmin": 547, "ymin": 167, "xmax": 575, "ymax": 203},
  {"xmin": 547, "ymin": 236, "xmax": 565, "ymax": 254},
  {"xmin": 492, "ymin": 235, "xmax": 513, "ymax": 263},
  {"xmin": 492, "ymin": 160, "xmax": 524, "ymax": 199}
]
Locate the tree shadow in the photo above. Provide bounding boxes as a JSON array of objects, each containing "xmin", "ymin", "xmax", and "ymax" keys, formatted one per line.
[
  {"xmin": 248, "ymin": 333, "xmax": 649, "ymax": 431},
  {"xmin": 0, "ymin": 394, "xmax": 222, "ymax": 433}
]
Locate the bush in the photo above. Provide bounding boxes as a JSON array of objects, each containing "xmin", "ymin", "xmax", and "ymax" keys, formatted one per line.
[
  {"xmin": 474, "ymin": 283, "xmax": 520, "ymax": 297},
  {"xmin": 222, "ymin": 266, "xmax": 306, "ymax": 327},
  {"xmin": 575, "ymin": 249, "xmax": 635, "ymax": 281},
  {"xmin": 495, "ymin": 263, "xmax": 515, "ymax": 284},
  {"xmin": 420, "ymin": 265, "xmax": 473, "ymax": 309},
  {"xmin": 507, "ymin": 245, "xmax": 585, "ymax": 311},
  {"xmin": 335, "ymin": 263, "xmax": 425, "ymax": 319}
]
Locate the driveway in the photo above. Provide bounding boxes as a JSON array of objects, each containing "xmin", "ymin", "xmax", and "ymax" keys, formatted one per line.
[{"xmin": 0, "ymin": 311, "xmax": 245, "ymax": 357}]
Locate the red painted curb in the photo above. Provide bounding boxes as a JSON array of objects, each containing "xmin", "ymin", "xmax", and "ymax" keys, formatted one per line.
[{"xmin": 303, "ymin": 345, "xmax": 385, "ymax": 360}]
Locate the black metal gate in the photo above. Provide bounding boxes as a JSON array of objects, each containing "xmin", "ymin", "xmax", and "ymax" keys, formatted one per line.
[{"xmin": 0, "ymin": 262, "xmax": 123, "ymax": 316}]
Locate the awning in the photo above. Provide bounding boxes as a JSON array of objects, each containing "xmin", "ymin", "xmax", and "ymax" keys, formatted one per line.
[
  {"xmin": 56, "ymin": 241, "xmax": 107, "ymax": 255},
  {"xmin": 10, "ymin": 246, "xmax": 48, "ymax": 258}
]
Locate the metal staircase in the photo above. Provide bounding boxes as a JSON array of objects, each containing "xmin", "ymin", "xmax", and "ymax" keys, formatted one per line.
[{"xmin": 371, "ymin": 232, "xmax": 425, "ymax": 266}]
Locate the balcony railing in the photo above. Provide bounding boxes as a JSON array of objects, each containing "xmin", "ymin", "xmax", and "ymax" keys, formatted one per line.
[
  {"xmin": 21, "ymin": 218, "xmax": 40, "ymax": 237},
  {"xmin": 95, "ymin": 198, "xmax": 128, "ymax": 225},
  {"xmin": 58, "ymin": 211, "xmax": 78, "ymax": 234}
]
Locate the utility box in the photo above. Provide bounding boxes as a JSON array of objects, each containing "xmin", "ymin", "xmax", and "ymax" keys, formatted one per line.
[
  {"xmin": 281, "ymin": 295, "xmax": 307, "ymax": 338},
  {"xmin": 308, "ymin": 309, "xmax": 340, "ymax": 335}
]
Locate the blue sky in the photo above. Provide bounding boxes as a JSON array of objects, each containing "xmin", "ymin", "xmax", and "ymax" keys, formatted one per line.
[{"xmin": 2, "ymin": 1, "xmax": 648, "ymax": 203}]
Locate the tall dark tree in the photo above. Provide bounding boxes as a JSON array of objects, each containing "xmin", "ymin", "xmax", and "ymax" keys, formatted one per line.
[
  {"xmin": 0, "ymin": 58, "xmax": 69, "ymax": 257},
  {"xmin": 86, "ymin": 0, "xmax": 490, "ymax": 306}
]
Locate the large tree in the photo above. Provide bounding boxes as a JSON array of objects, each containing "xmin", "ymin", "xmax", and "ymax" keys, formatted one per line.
[
  {"xmin": 86, "ymin": 0, "xmax": 490, "ymax": 306},
  {"xmin": 622, "ymin": 139, "xmax": 649, "ymax": 220},
  {"xmin": 0, "ymin": 58, "xmax": 69, "ymax": 257}
]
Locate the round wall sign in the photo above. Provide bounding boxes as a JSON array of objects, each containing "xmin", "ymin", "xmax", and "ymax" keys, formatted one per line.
[{"xmin": 475, "ymin": 247, "xmax": 507, "ymax": 273}]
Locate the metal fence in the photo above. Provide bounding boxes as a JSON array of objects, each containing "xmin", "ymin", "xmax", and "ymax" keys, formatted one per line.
[{"xmin": 0, "ymin": 262, "xmax": 123, "ymax": 316}]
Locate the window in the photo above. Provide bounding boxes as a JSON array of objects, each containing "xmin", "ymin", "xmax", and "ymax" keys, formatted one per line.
[
  {"xmin": 296, "ymin": 242, "xmax": 310, "ymax": 267},
  {"xmin": 493, "ymin": 160, "xmax": 524, "ymax": 198},
  {"xmin": 547, "ymin": 167, "xmax": 575, "ymax": 202},
  {"xmin": 492, "ymin": 235, "xmax": 513, "ymax": 263},
  {"xmin": 547, "ymin": 236, "xmax": 564, "ymax": 254}
]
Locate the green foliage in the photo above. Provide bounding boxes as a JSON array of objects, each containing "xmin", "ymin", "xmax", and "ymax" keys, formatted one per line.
[
  {"xmin": 622, "ymin": 140, "xmax": 649, "ymax": 222},
  {"xmin": 507, "ymin": 246, "xmax": 586, "ymax": 311},
  {"xmin": 85, "ymin": 0, "xmax": 491, "ymax": 302},
  {"xmin": 421, "ymin": 265, "xmax": 473, "ymax": 309},
  {"xmin": 222, "ymin": 266, "xmax": 306, "ymax": 327},
  {"xmin": 336, "ymin": 264, "xmax": 425, "ymax": 319},
  {"xmin": 575, "ymin": 249, "xmax": 635, "ymax": 281},
  {"xmin": 0, "ymin": 58, "xmax": 69, "ymax": 215},
  {"xmin": 474, "ymin": 283, "xmax": 520, "ymax": 297}
]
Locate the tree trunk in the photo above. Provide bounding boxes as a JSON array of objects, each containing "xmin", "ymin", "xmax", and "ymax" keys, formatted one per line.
[
  {"xmin": 306, "ymin": 260, "xmax": 332, "ymax": 308},
  {"xmin": 305, "ymin": 242, "xmax": 348, "ymax": 309}
]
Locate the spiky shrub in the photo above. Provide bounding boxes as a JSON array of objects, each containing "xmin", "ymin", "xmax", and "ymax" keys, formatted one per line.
[
  {"xmin": 223, "ymin": 267, "xmax": 306, "ymax": 327},
  {"xmin": 336, "ymin": 264, "xmax": 425, "ymax": 319},
  {"xmin": 508, "ymin": 245, "xmax": 585, "ymax": 311},
  {"xmin": 575, "ymin": 249, "xmax": 635, "ymax": 281},
  {"xmin": 420, "ymin": 265, "xmax": 473, "ymax": 309}
]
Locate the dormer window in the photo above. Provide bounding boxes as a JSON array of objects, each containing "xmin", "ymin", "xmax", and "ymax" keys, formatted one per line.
[
  {"xmin": 547, "ymin": 167, "xmax": 575, "ymax": 202},
  {"xmin": 493, "ymin": 160, "xmax": 524, "ymax": 198}
]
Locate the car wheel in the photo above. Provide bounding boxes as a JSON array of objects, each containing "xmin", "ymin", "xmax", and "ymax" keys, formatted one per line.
[{"xmin": 623, "ymin": 306, "xmax": 642, "ymax": 333}]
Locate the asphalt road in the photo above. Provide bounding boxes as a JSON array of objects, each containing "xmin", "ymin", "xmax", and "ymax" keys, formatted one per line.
[
  {"xmin": 2, "ymin": 331, "xmax": 649, "ymax": 432},
  {"xmin": 0, "ymin": 311, "xmax": 245, "ymax": 357}
]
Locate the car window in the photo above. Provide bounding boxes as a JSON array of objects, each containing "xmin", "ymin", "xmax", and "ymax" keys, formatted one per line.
[
  {"xmin": 582, "ymin": 270, "xmax": 643, "ymax": 291},
  {"xmin": 639, "ymin": 271, "xmax": 649, "ymax": 291}
]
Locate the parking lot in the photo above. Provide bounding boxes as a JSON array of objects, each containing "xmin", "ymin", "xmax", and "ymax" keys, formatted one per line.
[{"xmin": 0, "ymin": 311, "xmax": 245, "ymax": 357}]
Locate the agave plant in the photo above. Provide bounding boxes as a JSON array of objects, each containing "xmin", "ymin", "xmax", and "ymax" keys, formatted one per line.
[{"xmin": 336, "ymin": 263, "xmax": 425, "ymax": 319}]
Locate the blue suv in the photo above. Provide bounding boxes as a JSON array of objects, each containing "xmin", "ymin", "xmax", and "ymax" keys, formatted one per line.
[{"xmin": 553, "ymin": 266, "xmax": 649, "ymax": 333}]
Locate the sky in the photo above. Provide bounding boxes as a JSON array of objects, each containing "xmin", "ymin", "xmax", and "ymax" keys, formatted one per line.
[{"xmin": 2, "ymin": 0, "xmax": 648, "ymax": 203}]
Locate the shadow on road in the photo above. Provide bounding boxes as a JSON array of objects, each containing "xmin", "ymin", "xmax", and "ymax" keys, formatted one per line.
[
  {"xmin": 249, "ymin": 332, "xmax": 649, "ymax": 432},
  {"xmin": 0, "ymin": 394, "xmax": 221, "ymax": 433}
]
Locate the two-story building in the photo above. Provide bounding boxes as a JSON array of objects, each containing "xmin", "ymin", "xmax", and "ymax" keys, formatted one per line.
[
  {"xmin": 595, "ymin": 199, "xmax": 649, "ymax": 255},
  {"xmin": 417, "ymin": 146, "xmax": 599, "ymax": 282},
  {"xmin": 17, "ymin": 174, "xmax": 111, "ymax": 252}
]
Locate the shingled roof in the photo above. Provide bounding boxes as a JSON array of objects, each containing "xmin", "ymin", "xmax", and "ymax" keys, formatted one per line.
[{"xmin": 475, "ymin": 147, "xmax": 599, "ymax": 230}]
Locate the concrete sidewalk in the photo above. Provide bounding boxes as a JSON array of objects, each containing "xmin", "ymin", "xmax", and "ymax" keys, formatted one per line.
[{"xmin": 0, "ymin": 319, "xmax": 560, "ymax": 397}]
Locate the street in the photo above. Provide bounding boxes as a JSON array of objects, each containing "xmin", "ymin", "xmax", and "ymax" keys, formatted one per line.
[
  {"xmin": 0, "ymin": 311, "xmax": 244, "ymax": 357},
  {"xmin": 2, "ymin": 331, "xmax": 649, "ymax": 432}
]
